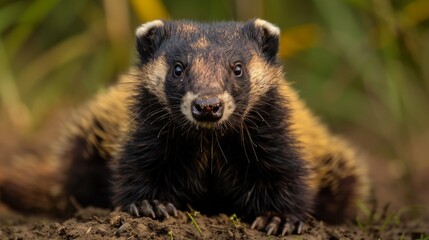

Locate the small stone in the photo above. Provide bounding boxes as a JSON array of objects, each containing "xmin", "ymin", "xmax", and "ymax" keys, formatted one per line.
[
  {"xmin": 110, "ymin": 215, "xmax": 123, "ymax": 227},
  {"xmin": 57, "ymin": 226, "xmax": 66, "ymax": 235},
  {"xmin": 137, "ymin": 223, "xmax": 148, "ymax": 232},
  {"xmin": 96, "ymin": 227, "xmax": 107, "ymax": 236},
  {"xmin": 228, "ymin": 229, "xmax": 234, "ymax": 237},
  {"xmin": 115, "ymin": 222, "xmax": 130, "ymax": 236}
]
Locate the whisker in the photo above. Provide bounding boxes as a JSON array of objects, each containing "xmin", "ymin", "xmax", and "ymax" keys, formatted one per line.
[
  {"xmin": 210, "ymin": 130, "xmax": 214, "ymax": 174},
  {"xmin": 126, "ymin": 99, "xmax": 159, "ymax": 127},
  {"xmin": 240, "ymin": 123, "xmax": 250, "ymax": 164},
  {"xmin": 244, "ymin": 124, "xmax": 259, "ymax": 162},
  {"xmin": 215, "ymin": 131, "xmax": 228, "ymax": 164},
  {"xmin": 157, "ymin": 117, "xmax": 175, "ymax": 137},
  {"xmin": 163, "ymin": 125, "xmax": 170, "ymax": 160},
  {"xmin": 200, "ymin": 131, "xmax": 203, "ymax": 153},
  {"xmin": 150, "ymin": 112, "xmax": 171, "ymax": 125},
  {"xmin": 245, "ymin": 118, "xmax": 259, "ymax": 128}
]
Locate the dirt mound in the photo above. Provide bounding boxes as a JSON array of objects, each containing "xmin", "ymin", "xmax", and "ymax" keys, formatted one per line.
[{"xmin": 0, "ymin": 206, "xmax": 427, "ymax": 240}]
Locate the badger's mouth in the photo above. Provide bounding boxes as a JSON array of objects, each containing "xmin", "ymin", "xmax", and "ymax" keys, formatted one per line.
[{"xmin": 180, "ymin": 91, "xmax": 236, "ymax": 129}]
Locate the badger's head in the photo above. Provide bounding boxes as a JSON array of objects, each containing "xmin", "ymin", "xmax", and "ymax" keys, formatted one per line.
[{"xmin": 133, "ymin": 19, "xmax": 283, "ymax": 131}]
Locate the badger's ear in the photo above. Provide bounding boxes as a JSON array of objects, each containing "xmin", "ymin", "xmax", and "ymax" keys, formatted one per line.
[
  {"xmin": 135, "ymin": 20, "xmax": 165, "ymax": 64},
  {"xmin": 242, "ymin": 19, "xmax": 280, "ymax": 62}
]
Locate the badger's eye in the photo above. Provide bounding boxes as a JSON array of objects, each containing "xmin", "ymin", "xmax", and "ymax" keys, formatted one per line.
[
  {"xmin": 233, "ymin": 63, "xmax": 243, "ymax": 77},
  {"xmin": 173, "ymin": 63, "xmax": 184, "ymax": 77}
]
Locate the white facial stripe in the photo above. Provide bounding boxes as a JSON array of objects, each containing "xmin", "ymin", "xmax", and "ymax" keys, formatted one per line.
[
  {"xmin": 218, "ymin": 91, "xmax": 235, "ymax": 123},
  {"xmin": 246, "ymin": 55, "xmax": 282, "ymax": 116},
  {"xmin": 143, "ymin": 57, "xmax": 168, "ymax": 106},
  {"xmin": 135, "ymin": 20, "xmax": 164, "ymax": 38},
  {"xmin": 181, "ymin": 92, "xmax": 199, "ymax": 124},
  {"xmin": 254, "ymin": 19, "xmax": 280, "ymax": 36}
]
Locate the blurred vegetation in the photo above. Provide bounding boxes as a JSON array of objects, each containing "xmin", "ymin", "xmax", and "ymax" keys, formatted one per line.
[{"xmin": 0, "ymin": 0, "xmax": 428, "ymax": 205}]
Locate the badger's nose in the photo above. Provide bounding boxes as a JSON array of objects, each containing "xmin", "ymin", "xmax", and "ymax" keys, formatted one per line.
[{"xmin": 192, "ymin": 97, "xmax": 224, "ymax": 122}]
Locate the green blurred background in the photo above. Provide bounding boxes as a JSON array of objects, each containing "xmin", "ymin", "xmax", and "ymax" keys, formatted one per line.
[{"xmin": 0, "ymin": 0, "xmax": 428, "ymax": 208}]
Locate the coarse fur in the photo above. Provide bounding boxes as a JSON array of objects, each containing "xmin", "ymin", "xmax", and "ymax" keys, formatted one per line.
[{"xmin": 0, "ymin": 19, "xmax": 369, "ymax": 235}]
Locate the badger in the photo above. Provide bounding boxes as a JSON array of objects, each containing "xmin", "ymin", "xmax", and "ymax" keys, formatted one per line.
[{"xmin": 0, "ymin": 19, "xmax": 369, "ymax": 236}]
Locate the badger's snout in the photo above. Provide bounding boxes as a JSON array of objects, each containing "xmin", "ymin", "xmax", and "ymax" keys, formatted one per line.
[
  {"xmin": 192, "ymin": 97, "xmax": 224, "ymax": 122},
  {"xmin": 180, "ymin": 91, "xmax": 236, "ymax": 128}
]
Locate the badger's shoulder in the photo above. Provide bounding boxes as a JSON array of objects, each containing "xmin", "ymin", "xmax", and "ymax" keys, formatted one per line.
[
  {"xmin": 58, "ymin": 75, "xmax": 136, "ymax": 161},
  {"xmin": 277, "ymin": 80, "xmax": 370, "ymax": 221}
]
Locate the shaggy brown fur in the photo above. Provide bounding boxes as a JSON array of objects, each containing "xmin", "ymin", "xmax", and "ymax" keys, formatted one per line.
[{"xmin": 0, "ymin": 19, "xmax": 369, "ymax": 235}]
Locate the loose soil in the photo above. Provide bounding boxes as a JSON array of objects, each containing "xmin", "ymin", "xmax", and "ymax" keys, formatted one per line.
[{"xmin": 0, "ymin": 205, "xmax": 427, "ymax": 239}]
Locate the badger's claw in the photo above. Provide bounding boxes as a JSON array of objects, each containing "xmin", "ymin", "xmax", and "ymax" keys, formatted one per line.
[
  {"xmin": 251, "ymin": 213, "xmax": 305, "ymax": 236},
  {"xmin": 127, "ymin": 200, "xmax": 177, "ymax": 219}
]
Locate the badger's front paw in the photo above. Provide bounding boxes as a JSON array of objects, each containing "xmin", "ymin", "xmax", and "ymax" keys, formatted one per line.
[
  {"xmin": 126, "ymin": 200, "xmax": 178, "ymax": 219},
  {"xmin": 251, "ymin": 212, "xmax": 305, "ymax": 236}
]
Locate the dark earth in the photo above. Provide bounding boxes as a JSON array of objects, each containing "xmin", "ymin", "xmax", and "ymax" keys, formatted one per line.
[
  {"xmin": 0, "ymin": 205, "xmax": 428, "ymax": 240},
  {"xmin": 0, "ymin": 113, "xmax": 428, "ymax": 240}
]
